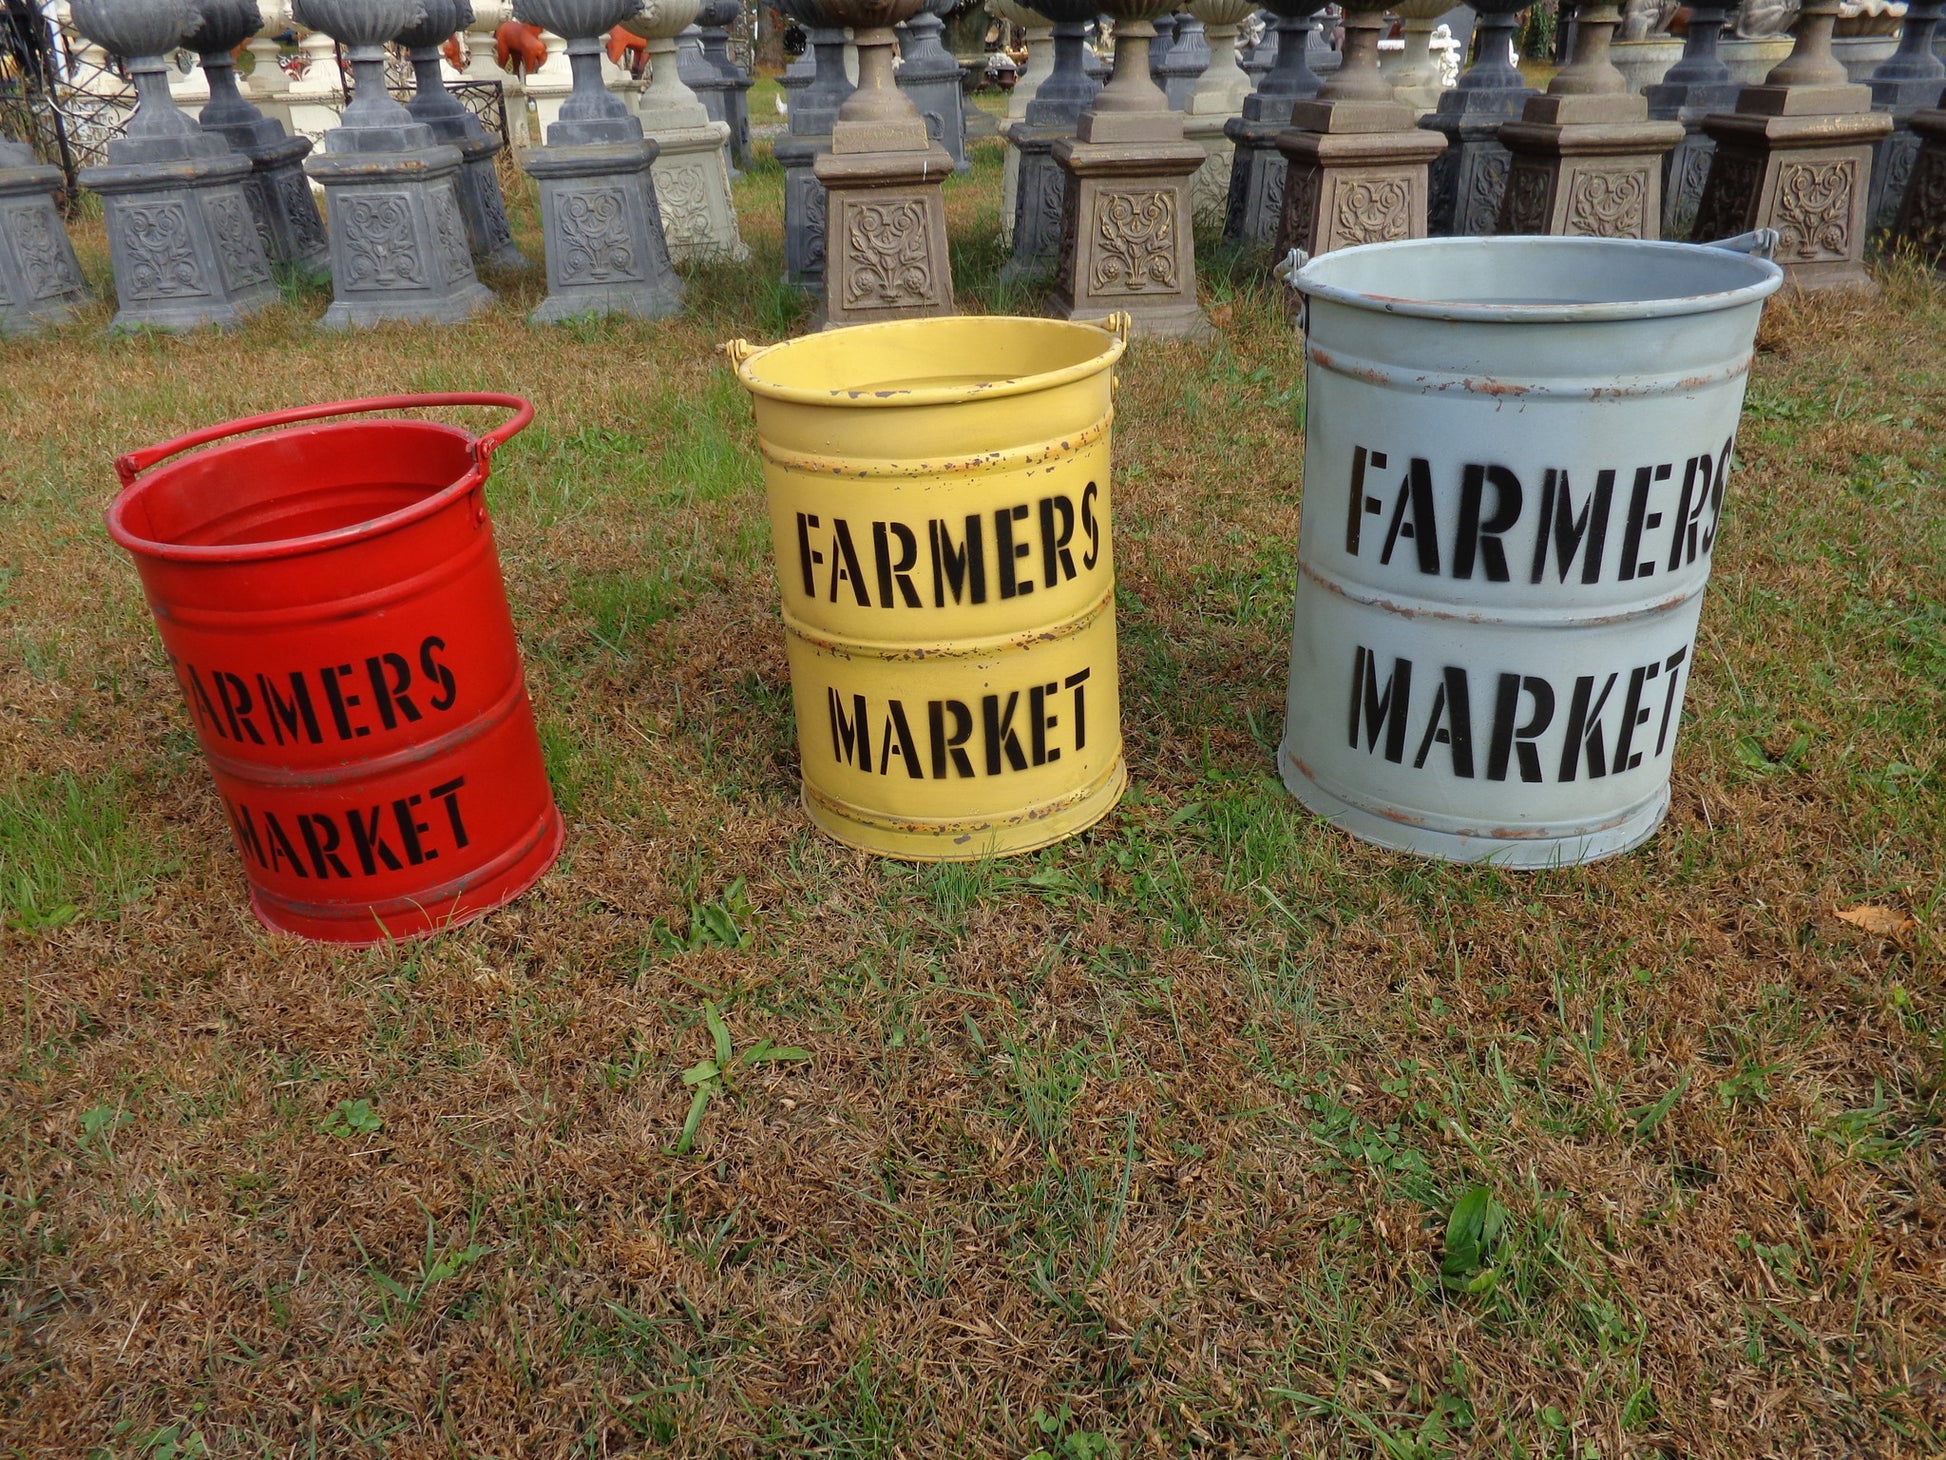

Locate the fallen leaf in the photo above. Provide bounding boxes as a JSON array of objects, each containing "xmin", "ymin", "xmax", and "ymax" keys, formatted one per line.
[{"xmin": 1835, "ymin": 906, "xmax": 1915, "ymax": 936}]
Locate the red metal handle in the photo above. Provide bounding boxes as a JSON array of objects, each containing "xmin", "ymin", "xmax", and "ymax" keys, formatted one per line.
[{"xmin": 113, "ymin": 392, "xmax": 536, "ymax": 488}]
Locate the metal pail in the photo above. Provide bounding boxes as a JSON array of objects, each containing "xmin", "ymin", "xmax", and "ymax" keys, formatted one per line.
[
  {"xmin": 106, "ymin": 394, "xmax": 565, "ymax": 943},
  {"xmin": 1278, "ymin": 235, "xmax": 1784, "ymax": 866},
  {"xmin": 726, "ymin": 314, "xmax": 1130, "ymax": 861}
]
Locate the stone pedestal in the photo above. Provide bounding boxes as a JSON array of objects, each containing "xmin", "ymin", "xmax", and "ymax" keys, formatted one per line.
[
  {"xmin": 1222, "ymin": 0, "xmax": 1325, "ymax": 248},
  {"xmin": 1421, "ymin": 0, "xmax": 1537, "ymax": 234},
  {"xmin": 1052, "ymin": 15, "xmax": 1210, "ymax": 338},
  {"xmin": 1645, "ymin": 2, "xmax": 1744, "ymax": 239},
  {"xmin": 0, "ymin": 141, "xmax": 91, "ymax": 335},
  {"xmin": 1865, "ymin": 0, "xmax": 1945, "ymax": 228},
  {"xmin": 1003, "ymin": 8, "xmax": 1102, "ymax": 279},
  {"xmin": 1158, "ymin": 12, "xmax": 1208, "ymax": 106},
  {"xmin": 1497, "ymin": 3, "xmax": 1683, "ymax": 235},
  {"xmin": 896, "ymin": 0, "xmax": 971, "ymax": 171},
  {"xmin": 1277, "ymin": 7, "xmax": 1446, "ymax": 256},
  {"xmin": 1183, "ymin": 0, "xmax": 1256, "ymax": 220},
  {"xmin": 775, "ymin": 17, "xmax": 855, "ymax": 290},
  {"xmin": 192, "ymin": 0, "xmax": 330, "ymax": 277},
  {"xmin": 994, "ymin": 0, "xmax": 1054, "ymax": 247},
  {"xmin": 1387, "ymin": 0, "xmax": 1458, "ymax": 113},
  {"xmin": 400, "ymin": 2, "xmax": 526, "ymax": 269},
  {"xmin": 813, "ymin": 20, "xmax": 956, "ymax": 328},
  {"xmin": 1890, "ymin": 102, "xmax": 1946, "ymax": 259},
  {"xmin": 72, "ymin": 0, "xmax": 279, "ymax": 333},
  {"xmin": 1694, "ymin": 0, "xmax": 1894, "ymax": 289},
  {"xmin": 626, "ymin": 5, "xmax": 747, "ymax": 263}
]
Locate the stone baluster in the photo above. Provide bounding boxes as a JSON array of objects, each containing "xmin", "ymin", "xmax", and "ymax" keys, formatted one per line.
[
  {"xmin": 773, "ymin": 3, "xmax": 855, "ymax": 290},
  {"xmin": 1221, "ymin": 0, "xmax": 1325, "ymax": 248},
  {"xmin": 1645, "ymin": 1, "xmax": 1742, "ymax": 238},
  {"xmin": 1001, "ymin": 0, "xmax": 1102, "ymax": 278}
]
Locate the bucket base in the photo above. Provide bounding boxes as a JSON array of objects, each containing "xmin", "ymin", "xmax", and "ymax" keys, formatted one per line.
[
  {"xmin": 248, "ymin": 804, "xmax": 566, "ymax": 946},
  {"xmin": 1278, "ymin": 748, "xmax": 1668, "ymax": 869},
  {"xmin": 803, "ymin": 758, "xmax": 1127, "ymax": 863}
]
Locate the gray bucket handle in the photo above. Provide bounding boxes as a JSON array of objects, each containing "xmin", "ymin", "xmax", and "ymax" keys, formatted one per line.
[
  {"xmin": 1705, "ymin": 228, "xmax": 1780, "ymax": 260},
  {"xmin": 1276, "ymin": 247, "xmax": 1312, "ymax": 333}
]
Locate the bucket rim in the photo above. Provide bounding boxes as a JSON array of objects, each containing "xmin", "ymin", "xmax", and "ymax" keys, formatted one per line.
[
  {"xmin": 726, "ymin": 314, "xmax": 1128, "ymax": 408},
  {"xmin": 105, "ymin": 418, "xmax": 487, "ymax": 564},
  {"xmin": 1288, "ymin": 235, "xmax": 1786, "ymax": 324}
]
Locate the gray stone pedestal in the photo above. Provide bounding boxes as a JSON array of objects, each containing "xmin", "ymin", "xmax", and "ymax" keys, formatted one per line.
[
  {"xmin": 1159, "ymin": 12, "xmax": 1209, "ymax": 106},
  {"xmin": 776, "ymin": 18, "xmax": 856, "ymax": 290},
  {"xmin": 1222, "ymin": 1, "xmax": 1324, "ymax": 248},
  {"xmin": 1278, "ymin": 8, "xmax": 1446, "ymax": 257},
  {"xmin": 192, "ymin": 0, "xmax": 329, "ymax": 277},
  {"xmin": 1004, "ymin": 8, "xmax": 1103, "ymax": 280},
  {"xmin": 1891, "ymin": 101, "xmax": 1946, "ymax": 259},
  {"xmin": 1865, "ymin": 0, "xmax": 1946, "ymax": 228},
  {"xmin": 1694, "ymin": 0, "xmax": 1894, "ymax": 290},
  {"xmin": 1421, "ymin": 0, "xmax": 1537, "ymax": 234},
  {"xmin": 71, "ymin": 0, "xmax": 278, "ymax": 334},
  {"xmin": 679, "ymin": 22, "xmax": 738, "ymax": 177},
  {"xmin": 897, "ymin": 0, "xmax": 971, "ymax": 171},
  {"xmin": 0, "ymin": 141, "xmax": 91, "ymax": 335},
  {"xmin": 1052, "ymin": 16, "xmax": 1210, "ymax": 339},
  {"xmin": 400, "ymin": 0, "xmax": 526, "ymax": 269},
  {"xmin": 1645, "ymin": 2, "xmax": 1743, "ymax": 239},
  {"xmin": 1496, "ymin": 2, "xmax": 1684, "ymax": 236}
]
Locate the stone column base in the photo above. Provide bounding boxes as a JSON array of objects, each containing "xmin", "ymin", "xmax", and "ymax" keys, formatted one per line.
[
  {"xmin": 203, "ymin": 116, "xmax": 330, "ymax": 276},
  {"xmin": 525, "ymin": 139, "xmax": 683, "ymax": 323},
  {"xmin": 1662, "ymin": 124, "xmax": 1718, "ymax": 240},
  {"xmin": 1003, "ymin": 123, "xmax": 1070, "ymax": 280},
  {"xmin": 775, "ymin": 132, "xmax": 832, "ymax": 290},
  {"xmin": 1275, "ymin": 99, "xmax": 1448, "ymax": 258},
  {"xmin": 307, "ymin": 145, "xmax": 493, "ymax": 328},
  {"xmin": 1498, "ymin": 99, "xmax": 1685, "ymax": 238},
  {"xmin": 1222, "ymin": 113, "xmax": 1288, "ymax": 248},
  {"xmin": 1051, "ymin": 126, "xmax": 1211, "ymax": 341},
  {"xmin": 1184, "ymin": 110, "xmax": 1236, "ymax": 222},
  {"xmin": 1423, "ymin": 105, "xmax": 1529, "ymax": 235},
  {"xmin": 812, "ymin": 143, "xmax": 956, "ymax": 329},
  {"xmin": 1868, "ymin": 123, "xmax": 1923, "ymax": 234},
  {"xmin": 0, "ymin": 156, "xmax": 91, "ymax": 335},
  {"xmin": 416, "ymin": 114, "xmax": 525, "ymax": 271},
  {"xmin": 645, "ymin": 118, "xmax": 748, "ymax": 264},
  {"xmin": 1890, "ymin": 106, "xmax": 1946, "ymax": 260},
  {"xmin": 84, "ymin": 150, "xmax": 279, "ymax": 333},
  {"xmin": 1695, "ymin": 88, "xmax": 1894, "ymax": 291}
]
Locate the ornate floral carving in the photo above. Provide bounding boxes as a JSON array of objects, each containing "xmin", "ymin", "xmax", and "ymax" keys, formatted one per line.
[
  {"xmin": 655, "ymin": 160, "xmax": 714, "ymax": 249},
  {"xmin": 9, "ymin": 203, "xmax": 84, "ymax": 300},
  {"xmin": 430, "ymin": 183, "xmax": 471, "ymax": 281},
  {"xmin": 120, "ymin": 201, "xmax": 209, "ymax": 299},
  {"xmin": 1456, "ymin": 145, "xmax": 1511, "ymax": 235},
  {"xmin": 469, "ymin": 161, "xmax": 515, "ymax": 255},
  {"xmin": 557, "ymin": 187, "xmax": 641, "ymax": 284},
  {"xmin": 841, "ymin": 197, "xmax": 938, "ymax": 309},
  {"xmin": 243, "ymin": 179, "xmax": 277, "ymax": 259},
  {"xmin": 1500, "ymin": 160, "xmax": 1552, "ymax": 234},
  {"xmin": 1693, "ymin": 147, "xmax": 1762, "ymax": 244},
  {"xmin": 278, "ymin": 168, "xmax": 328, "ymax": 256},
  {"xmin": 1191, "ymin": 149, "xmax": 1228, "ymax": 221},
  {"xmin": 339, "ymin": 193, "xmax": 426, "ymax": 290},
  {"xmin": 1281, "ymin": 161, "xmax": 1320, "ymax": 252},
  {"xmin": 803, "ymin": 179, "xmax": 827, "ymax": 275},
  {"xmin": 1666, "ymin": 141, "xmax": 1714, "ymax": 241},
  {"xmin": 1335, "ymin": 175, "xmax": 1412, "ymax": 245},
  {"xmin": 1031, "ymin": 162, "xmax": 1064, "ymax": 254},
  {"xmin": 1565, "ymin": 167, "xmax": 1649, "ymax": 238},
  {"xmin": 1090, "ymin": 189, "xmax": 1179, "ymax": 294},
  {"xmin": 1773, "ymin": 157, "xmax": 1854, "ymax": 261},
  {"xmin": 208, "ymin": 191, "xmax": 271, "ymax": 289},
  {"xmin": 1873, "ymin": 132, "xmax": 1919, "ymax": 232}
]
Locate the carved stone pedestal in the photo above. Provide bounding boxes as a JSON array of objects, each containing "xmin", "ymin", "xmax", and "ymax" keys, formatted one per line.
[
  {"xmin": 1421, "ymin": 0, "xmax": 1538, "ymax": 234},
  {"xmin": 813, "ymin": 21, "xmax": 956, "ymax": 328},
  {"xmin": 626, "ymin": 0, "xmax": 747, "ymax": 264},
  {"xmin": 1864, "ymin": 0, "xmax": 1945, "ymax": 228},
  {"xmin": 1051, "ymin": 17, "xmax": 1210, "ymax": 339},
  {"xmin": 1645, "ymin": 2, "xmax": 1743, "ymax": 239},
  {"xmin": 1890, "ymin": 103, "xmax": 1946, "ymax": 259},
  {"xmin": 1183, "ymin": 0, "xmax": 1256, "ymax": 220},
  {"xmin": 775, "ymin": 17, "xmax": 855, "ymax": 290},
  {"xmin": 1222, "ymin": 0, "xmax": 1324, "ymax": 249},
  {"xmin": 401, "ymin": 0, "xmax": 525, "ymax": 270},
  {"xmin": 1497, "ymin": 3, "xmax": 1683, "ymax": 236},
  {"xmin": 0, "ymin": 141, "xmax": 91, "ymax": 335},
  {"xmin": 1694, "ymin": 0, "xmax": 1893, "ymax": 290},
  {"xmin": 993, "ymin": 0, "xmax": 1054, "ymax": 246},
  {"xmin": 193, "ymin": 0, "xmax": 330, "ymax": 277},
  {"xmin": 1003, "ymin": 8, "xmax": 1101, "ymax": 280},
  {"xmin": 526, "ymin": 139, "xmax": 681, "ymax": 320},
  {"xmin": 1157, "ymin": 13, "xmax": 1208, "ymax": 108},
  {"xmin": 71, "ymin": 0, "xmax": 278, "ymax": 333},
  {"xmin": 1275, "ymin": 9, "xmax": 1446, "ymax": 257}
]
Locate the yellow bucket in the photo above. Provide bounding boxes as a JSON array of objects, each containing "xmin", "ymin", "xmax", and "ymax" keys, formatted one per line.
[{"xmin": 725, "ymin": 313, "xmax": 1130, "ymax": 861}]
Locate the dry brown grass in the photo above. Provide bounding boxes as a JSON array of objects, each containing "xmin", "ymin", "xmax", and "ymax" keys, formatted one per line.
[{"xmin": 1, "ymin": 145, "xmax": 1942, "ymax": 1458}]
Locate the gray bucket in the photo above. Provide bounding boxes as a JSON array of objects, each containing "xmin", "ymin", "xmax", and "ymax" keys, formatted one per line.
[{"xmin": 1277, "ymin": 233, "xmax": 1785, "ymax": 866}]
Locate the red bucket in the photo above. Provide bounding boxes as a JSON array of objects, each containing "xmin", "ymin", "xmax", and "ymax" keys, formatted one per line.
[{"xmin": 107, "ymin": 394, "xmax": 565, "ymax": 945}]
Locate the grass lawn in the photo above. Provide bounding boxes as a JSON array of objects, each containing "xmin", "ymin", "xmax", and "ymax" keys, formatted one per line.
[{"xmin": 1, "ymin": 135, "xmax": 1942, "ymax": 1458}]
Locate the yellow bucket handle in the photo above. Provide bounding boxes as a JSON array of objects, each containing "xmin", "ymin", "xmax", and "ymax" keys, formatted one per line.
[
  {"xmin": 1074, "ymin": 312, "xmax": 1132, "ymax": 344},
  {"xmin": 721, "ymin": 337, "xmax": 760, "ymax": 369}
]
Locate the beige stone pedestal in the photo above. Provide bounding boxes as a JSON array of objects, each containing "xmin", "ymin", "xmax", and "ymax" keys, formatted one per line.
[
  {"xmin": 1274, "ymin": 8, "xmax": 1446, "ymax": 257},
  {"xmin": 812, "ymin": 27, "xmax": 956, "ymax": 329},
  {"xmin": 1497, "ymin": 3, "xmax": 1684, "ymax": 236},
  {"xmin": 1051, "ymin": 17, "xmax": 1211, "ymax": 340},
  {"xmin": 1693, "ymin": 0, "xmax": 1893, "ymax": 289}
]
